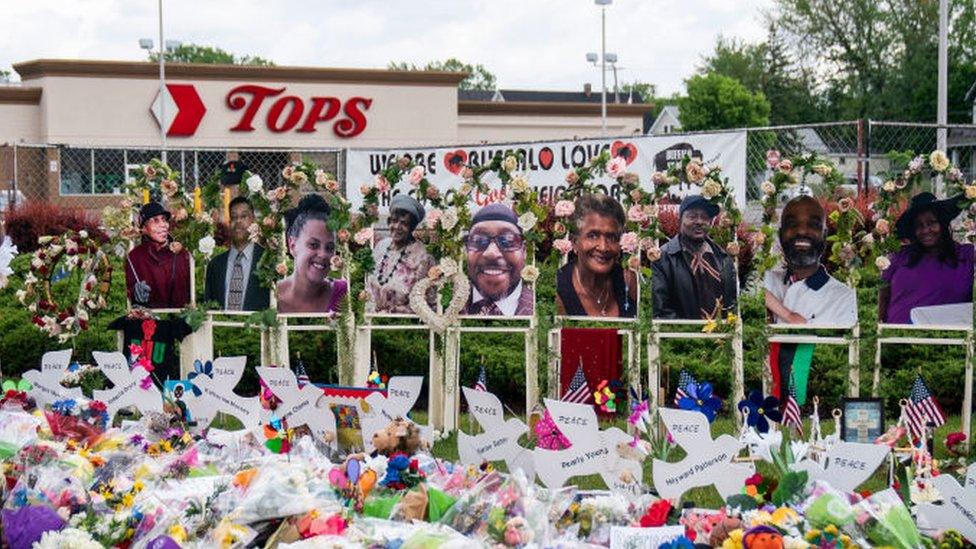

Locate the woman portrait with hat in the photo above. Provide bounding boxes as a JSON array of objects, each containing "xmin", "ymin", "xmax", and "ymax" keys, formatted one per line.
[
  {"xmin": 367, "ymin": 193, "xmax": 435, "ymax": 314},
  {"xmin": 879, "ymin": 192, "xmax": 974, "ymax": 324},
  {"xmin": 277, "ymin": 194, "xmax": 348, "ymax": 313},
  {"xmin": 124, "ymin": 201, "xmax": 191, "ymax": 308},
  {"xmin": 556, "ymin": 193, "xmax": 637, "ymax": 318}
]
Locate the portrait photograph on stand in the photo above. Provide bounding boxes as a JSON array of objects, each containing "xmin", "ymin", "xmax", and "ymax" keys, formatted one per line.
[
  {"xmin": 277, "ymin": 194, "xmax": 349, "ymax": 314},
  {"xmin": 367, "ymin": 193, "xmax": 435, "ymax": 315}
]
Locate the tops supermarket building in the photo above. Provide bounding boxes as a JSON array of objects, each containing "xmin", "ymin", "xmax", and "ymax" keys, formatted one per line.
[{"xmin": 0, "ymin": 59, "xmax": 652, "ymax": 211}]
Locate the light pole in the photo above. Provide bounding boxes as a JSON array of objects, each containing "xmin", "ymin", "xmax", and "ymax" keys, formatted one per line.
[
  {"xmin": 937, "ymin": 0, "xmax": 948, "ymax": 197},
  {"xmin": 139, "ymin": 1, "xmax": 178, "ymax": 163},
  {"xmin": 595, "ymin": 0, "xmax": 612, "ymax": 135},
  {"xmin": 586, "ymin": 51, "xmax": 617, "ymax": 135}
]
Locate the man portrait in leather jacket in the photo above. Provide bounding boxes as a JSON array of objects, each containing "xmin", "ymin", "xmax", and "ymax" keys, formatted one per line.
[{"xmin": 651, "ymin": 195, "xmax": 738, "ymax": 319}]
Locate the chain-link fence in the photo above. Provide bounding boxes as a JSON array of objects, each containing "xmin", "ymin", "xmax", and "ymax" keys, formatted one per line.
[
  {"xmin": 0, "ymin": 145, "xmax": 341, "ymax": 217},
  {"xmin": 2, "ymin": 121, "xmax": 973, "ymax": 220}
]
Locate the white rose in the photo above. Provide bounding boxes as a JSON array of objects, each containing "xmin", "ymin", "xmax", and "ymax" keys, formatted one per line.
[
  {"xmin": 315, "ymin": 169, "xmax": 328, "ymax": 185},
  {"xmin": 246, "ymin": 174, "xmax": 264, "ymax": 194},
  {"xmin": 510, "ymin": 175, "xmax": 530, "ymax": 194},
  {"xmin": 929, "ymin": 150, "xmax": 950, "ymax": 172},
  {"xmin": 15, "ymin": 289, "xmax": 27, "ymax": 302},
  {"xmin": 521, "ymin": 265, "xmax": 540, "ymax": 283},
  {"xmin": 79, "ymin": 230, "xmax": 88, "ymax": 239},
  {"xmin": 883, "ymin": 180, "xmax": 896, "ymax": 192},
  {"xmin": 517, "ymin": 211, "xmax": 537, "ymax": 232},
  {"xmin": 502, "ymin": 155, "xmax": 518, "ymax": 173},
  {"xmin": 875, "ymin": 256, "xmax": 891, "ymax": 271},
  {"xmin": 438, "ymin": 257, "xmax": 459, "ymax": 277},
  {"xmin": 198, "ymin": 235, "xmax": 216, "ymax": 256},
  {"xmin": 761, "ymin": 180, "xmax": 776, "ymax": 196},
  {"xmin": 701, "ymin": 180, "xmax": 722, "ymax": 199},
  {"xmin": 440, "ymin": 207, "xmax": 459, "ymax": 231}
]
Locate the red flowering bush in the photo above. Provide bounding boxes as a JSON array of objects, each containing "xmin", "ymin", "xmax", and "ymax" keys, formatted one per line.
[{"xmin": 4, "ymin": 202, "xmax": 106, "ymax": 253}]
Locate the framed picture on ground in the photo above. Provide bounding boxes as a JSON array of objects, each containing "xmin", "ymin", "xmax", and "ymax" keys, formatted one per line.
[{"xmin": 841, "ymin": 398, "xmax": 884, "ymax": 443}]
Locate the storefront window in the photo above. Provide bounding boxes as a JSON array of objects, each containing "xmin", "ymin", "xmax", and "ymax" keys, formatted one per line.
[
  {"xmin": 60, "ymin": 147, "xmax": 93, "ymax": 195},
  {"xmin": 93, "ymin": 148, "xmax": 124, "ymax": 194}
]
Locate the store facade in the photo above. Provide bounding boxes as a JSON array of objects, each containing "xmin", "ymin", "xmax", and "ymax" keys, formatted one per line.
[{"xmin": 0, "ymin": 59, "xmax": 651, "ymax": 211}]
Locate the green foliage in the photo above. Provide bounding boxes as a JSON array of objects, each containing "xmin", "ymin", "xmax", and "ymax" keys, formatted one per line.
[
  {"xmin": 772, "ymin": 470, "xmax": 808, "ymax": 506},
  {"xmin": 620, "ymin": 81, "xmax": 656, "ymax": 102},
  {"xmin": 387, "ymin": 58, "xmax": 496, "ymax": 91},
  {"xmin": 677, "ymin": 73, "xmax": 771, "ymax": 131},
  {"xmin": 149, "ymin": 44, "xmax": 274, "ymax": 66}
]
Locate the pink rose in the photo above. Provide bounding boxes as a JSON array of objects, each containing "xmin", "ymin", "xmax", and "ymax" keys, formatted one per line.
[
  {"xmin": 651, "ymin": 171, "xmax": 668, "ymax": 185},
  {"xmin": 837, "ymin": 197, "xmax": 854, "ymax": 212},
  {"xmin": 274, "ymin": 186, "xmax": 288, "ymax": 201},
  {"xmin": 409, "ymin": 166, "xmax": 425, "ymax": 186},
  {"xmin": 397, "ymin": 157, "xmax": 411, "ymax": 170},
  {"xmin": 629, "ymin": 189, "xmax": 643, "ymax": 203},
  {"xmin": 553, "ymin": 222, "xmax": 567, "ymax": 236},
  {"xmin": 620, "ymin": 231, "xmax": 639, "ymax": 254},
  {"xmin": 875, "ymin": 219, "xmax": 890, "ymax": 236},
  {"xmin": 627, "ymin": 204, "xmax": 647, "ymax": 224},
  {"xmin": 622, "ymin": 172, "xmax": 639, "ymax": 186},
  {"xmin": 337, "ymin": 229, "xmax": 350, "ymax": 243},
  {"xmin": 330, "ymin": 255, "xmax": 344, "ymax": 271},
  {"xmin": 374, "ymin": 175, "xmax": 391, "ymax": 194},
  {"xmin": 426, "ymin": 208, "xmax": 443, "ymax": 227},
  {"xmin": 779, "ymin": 158, "xmax": 793, "ymax": 173},
  {"xmin": 554, "ymin": 200, "xmax": 575, "ymax": 217},
  {"xmin": 172, "ymin": 207, "xmax": 188, "ymax": 222},
  {"xmin": 360, "ymin": 184, "xmax": 372, "ymax": 197},
  {"xmin": 326, "ymin": 179, "xmax": 340, "ymax": 193},
  {"xmin": 607, "ymin": 157, "xmax": 627, "ymax": 178},
  {"xmin": 282, "ymin": 166, "xmax": 295, "ymax": 180},
  {"xmin": 639, "ymin": 237, "xmax": 656, "ymax": 253},
  {"xmin": 262, "ymin": 217, "xmax": 276, "ymax": 228},
  {"xmin": 726, "ymin": 241, "xmax": 741, "ymax": 256},
  {"xmin": 354, "ymin": 227, "xmax": 373, "ymax": 245},
  {"xmin": 553, "ymin": 238, "xmax": 573, "ymax": 255},
  {"xmin": 766, "ymin": 150, "xmax": 781, "ymax": 170},
  {"xmin": 144, "ymin": 165, "xmax": 157, "ymax": 178},
  {"xmin": 426, "ymin": 186, "xmax": 440, "ymax": 199},
  {"xmin": 565, "ymin": 171, "xmax": 579, "ymax": 185}
]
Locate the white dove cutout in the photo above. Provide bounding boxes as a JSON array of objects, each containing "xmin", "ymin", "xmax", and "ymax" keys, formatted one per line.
[
  {"xmin": 531, "ymin": 398, "xmax": 641, "ymax": 495},
  {"xmin": 184, "ymin": 357, "xmax": 262, "ymax": 437},
  {"xmin": 357, "ymin": 376, "xmax": 431, "ymax": 453},
  {"xmin": 740, "ymin": 428, "xmax": 783, "ymax": 463},
  {"xmin": 23, "ymin": 349, "xmax": 82, "ymax": 408},
  {"xmin": 601, "ymin": 425, "xmax": 646, "ymax": 497},
  {"xmin": 790, "ymin": 440, "xmax": 889, "ymax": 492},
  {"xmin": 91, "ymin": 351, "xmax": 163, "ymax": 419},
  {"xmin": 256, "ymin": 366, "xmax": 337, "ymax": 446},
  {"xmin": 457, "ymin": 387, "xmax": 535, "ymax": 481},
  {"xmin": 915, "ymin": 473, "xmax": 976, "ymax": 543},
  {"xmin": 652, "ymin": 408, "xmax": 754, "ymax": 501}
]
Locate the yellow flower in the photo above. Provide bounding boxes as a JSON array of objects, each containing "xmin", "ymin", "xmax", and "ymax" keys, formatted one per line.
[
  {"xmin": 169, "ymin": 524, "xmax": 188, "ymax": 543},
  {"xmin": 722, "ymin": 529, "xmax": 744, "ymax": 549},
  {"xmin": 133, "ymin": 480, "xmax": 144, "ymax": 492},
  {"xmin": 771, "ymin": 506, "xmax": 799, "ymax": 526},
  {"xmin": 726, "ymin": 312, "xmax": 738, "ymax": 324},
  {"xmin": 702, "ymin": 320, "xmax": 718, "ymax": 333},
  {"xmin": 121, "ymin": 492, "xmax": 134, "ymax": 508}
]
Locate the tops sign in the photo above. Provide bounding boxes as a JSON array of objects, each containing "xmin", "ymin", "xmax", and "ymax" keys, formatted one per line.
[{"xmin": 153, "ymin": 83, "xmax": 372, "ymax": 138}]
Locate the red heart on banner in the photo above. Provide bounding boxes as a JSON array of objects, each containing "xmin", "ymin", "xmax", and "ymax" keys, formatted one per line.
[
  {"xmin": 538, "ymin": 147, "xmax": 554, "ymax": 170},
  {"xmin": 611, "ymin": 141, "xmax": 638, "ymax": 165},
  {"xmin": 443, "ymin": 150, "xmax": 468, "ymax": 175}
]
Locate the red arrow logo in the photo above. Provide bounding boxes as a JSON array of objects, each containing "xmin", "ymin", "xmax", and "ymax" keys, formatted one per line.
[
  {"xmin": 166, "ymin": 84, "xmax": 206, "ymax": 136},
  {"xmin": 151, "ymin": 83, "xmax": 206, "ymax": 137}
]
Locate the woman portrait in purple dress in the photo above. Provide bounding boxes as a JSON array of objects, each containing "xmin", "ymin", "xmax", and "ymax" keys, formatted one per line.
[{"xmin": 879, "ymin": 192, "xmax": 974, "ymax": 324}]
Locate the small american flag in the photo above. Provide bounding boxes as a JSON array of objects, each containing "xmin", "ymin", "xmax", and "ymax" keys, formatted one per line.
[
  {"xmin": 473, "ymin": 364, "xmax": 487, "ymax": 392},
  {"xmin": 563, "ymin": 363, "xmax": 591, "ymax": 404},
  {"xmin": 674, "ymin": 370, "xmax": 698, "ymax": 406},
  {"xmin": 906, "ymin": 375, "xmax": 945, "ymax": 440},
  {"xmin": 782, "ymin": 381, "xmax": 803, "ymax": 435},
  {"xmin": 293, "ymin": 357, "xmax": 311, "ymax": 389}
]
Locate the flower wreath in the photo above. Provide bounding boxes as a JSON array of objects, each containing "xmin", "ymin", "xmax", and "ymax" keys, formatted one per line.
[
  {"xmin": 17, "ymin": 230, "xmax": 113, "ymax": 342},
  {"xmin": 555, "ymin": 149, "xmax": 667, "ymax": 272},
  {"xmin": 235, "ymin": 162, "xmax": 337, "ymax": 287},
  {"xmin": 754, "ymin": 151, "xmax": 868, "ymax": 285},
  {"xmin": 872, "ymin": 150, "xmax": 976, "ymax": 273},
  {"xmin": 108, "ymin": 159, "xmax": 216, "ymax": 262},
  {"xmin": 665, "ymin": 155, "xmax": 742, "ymax": 249}
]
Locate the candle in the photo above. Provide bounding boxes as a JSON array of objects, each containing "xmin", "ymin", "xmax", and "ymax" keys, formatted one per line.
[
  {"xmin": 223, "ymin": 188, "xmax": 231, "ymax": 222},
  {"xmin": 194, "ymin": 187, "xmax": 202, "ymax": 215},
  {"xmin": 142, "ymin": 189, "xmax": 150, "ymax": 205}
]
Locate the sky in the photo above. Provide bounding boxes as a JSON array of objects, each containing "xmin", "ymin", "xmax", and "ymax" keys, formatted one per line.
[{"xmin": 1, "ymin": 0, "xmax": 773, "ymax": 96}]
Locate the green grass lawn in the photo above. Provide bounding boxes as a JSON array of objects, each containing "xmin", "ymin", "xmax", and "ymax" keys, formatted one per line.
[{"xmin": 213, "ymin": 410, "xmax": 972, "ymax": 509}]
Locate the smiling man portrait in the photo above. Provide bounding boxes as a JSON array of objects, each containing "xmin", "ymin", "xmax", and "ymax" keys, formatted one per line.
[{"xmin": 461, "ymin": 203, "xmax": 534, "ymax": 316}]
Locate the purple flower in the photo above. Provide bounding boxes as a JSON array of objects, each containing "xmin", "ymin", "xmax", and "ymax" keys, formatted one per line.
[
  {"xmin": 737, "ymin": 390, "xmax": 782, "ymax": 433},
  {"xmin": 677, "ymin": 382, "xmax": 723, "ymax": 423}
]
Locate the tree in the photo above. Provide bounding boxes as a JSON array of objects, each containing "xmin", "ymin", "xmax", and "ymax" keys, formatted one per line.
[
  {"xmin": 0, "ymin": 69, "xmax": 10, "ymax": 83},
  {"xmin": 677, "ymin": 73, "xmax": 770, "ymax": 131},
  {"xmin": 620, "ymin": 81, "xmax": 656, "ymax": 103},
  {"xmin": 387, "ymin": 58, "xmax": 496, "ymax": 90},
  {"xmin": 148, "ymin": 44, "xmax": 274, "ymax": 66}
]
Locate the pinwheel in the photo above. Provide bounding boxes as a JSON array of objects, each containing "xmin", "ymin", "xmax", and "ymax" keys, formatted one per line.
[
  {"xmin": 677, "ymin": 381, "xmax": 723, "ymax": 423},
  {"xmin": 592, "ymin": 380, "xmax": 617, "ymax": 413},
  {"xmin": 187, "ymin": 359, "xmax": 213, "ymax": 396},
  {"xmin": 737, "ymin": 390, "xmax": 782, "ymax": 434}
]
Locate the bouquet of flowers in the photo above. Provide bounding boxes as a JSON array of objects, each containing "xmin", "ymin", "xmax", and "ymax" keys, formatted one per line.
[{"xmin": 43, "ymin": 398, "xmax": 109, "ymax": 447}]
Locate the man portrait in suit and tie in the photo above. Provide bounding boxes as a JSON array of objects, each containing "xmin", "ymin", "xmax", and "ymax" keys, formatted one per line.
[
  {"xmin": 461, "ymin": 203, "xmax": 534, "ymax": 316},
  {"xmin": 204, "ymin": 196, "xmax": 271, "ymax": 311}
]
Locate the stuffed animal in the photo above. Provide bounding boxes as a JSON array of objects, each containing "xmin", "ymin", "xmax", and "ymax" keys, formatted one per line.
[
  {"xmin": 370, "ymin": 416, "xmax": 424, "ymax": 455},
  {"xmin": 743, "ymin": 525, "xmax": 784, "ymax": 549}
]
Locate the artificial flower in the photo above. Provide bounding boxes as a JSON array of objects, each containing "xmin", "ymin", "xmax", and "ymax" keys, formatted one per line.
[
  {"xmin": 737, "ymin": 391, "xmax": 782, "ymax": 433},
  {"xmin": 678, "ymin": 382, "xmax": 723, "ymax": 422}
]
